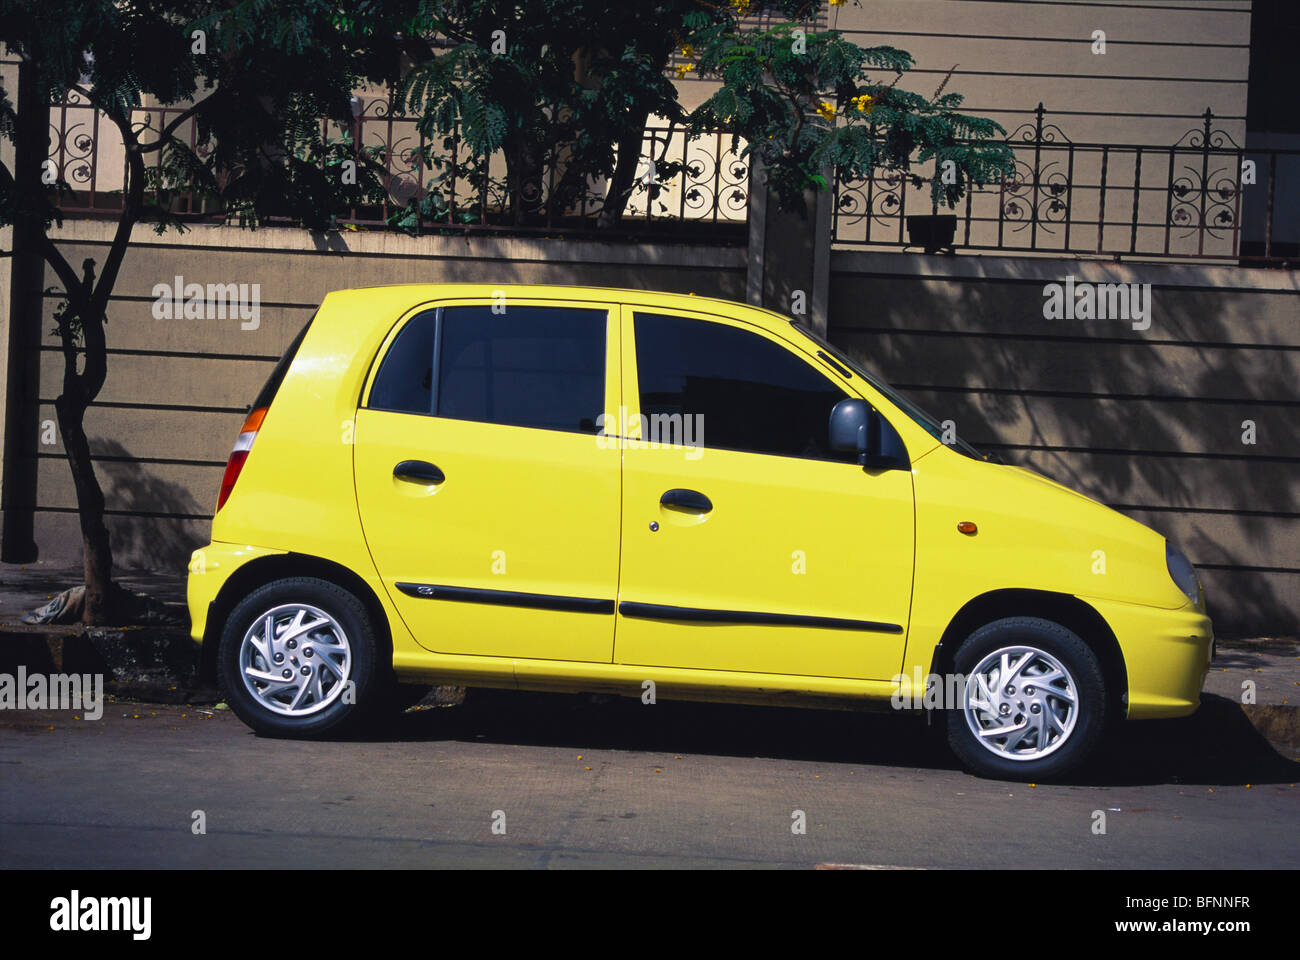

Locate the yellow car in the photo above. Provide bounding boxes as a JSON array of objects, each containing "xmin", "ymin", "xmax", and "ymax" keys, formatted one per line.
[{"xmin": 187, "ymin": 285, "xmax": 1213, "ymax": 779}]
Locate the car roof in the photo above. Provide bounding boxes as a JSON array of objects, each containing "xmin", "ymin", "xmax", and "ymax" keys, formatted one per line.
[{"xmin": 318, "ymin": 283, "xmax": 799, "ymax": 338}]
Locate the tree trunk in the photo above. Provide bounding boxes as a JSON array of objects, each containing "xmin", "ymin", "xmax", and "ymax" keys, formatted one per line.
[
  {"xmin": 54, "ymin": 393, "xmax": 114, "ymax": 624},
  {"xmin": 47, "ymin": 253, "xmax": 124, "ymax": 626},
  {"xmin": 597, "ymin": 106, "xmax": 651, "ymax": 229}
]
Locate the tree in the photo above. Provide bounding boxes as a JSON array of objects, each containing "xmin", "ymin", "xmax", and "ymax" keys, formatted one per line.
[
  {"xmin": 686, "ymin": 9, "xmax": 1013, "ymax": 213},
  {"xmin": 391, "ymin": 0, "xmax": 1011, "ymax": 228},
  {"xmin": 0, "ymin": 0, "xmax": 394, "ymax": 622},
  {"xmin": 0, "ymin": 0, "xmax": 1010, "ymax": 623}
]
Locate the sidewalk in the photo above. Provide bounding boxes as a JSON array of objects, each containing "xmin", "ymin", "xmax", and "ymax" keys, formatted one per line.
[{"xmin": 1, "ymin": 560, "xmax": 1297, "ymax": 749}]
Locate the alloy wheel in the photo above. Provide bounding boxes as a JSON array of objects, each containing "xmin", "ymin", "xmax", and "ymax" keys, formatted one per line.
[{"xmin": 238, "ymin": 603, "xmax": 353, "ymax": 717}]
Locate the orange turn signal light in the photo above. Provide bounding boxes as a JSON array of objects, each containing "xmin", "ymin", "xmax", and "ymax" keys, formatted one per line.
[{"xmin": 957, "ymin": 521, "xmax": 978, "ymax": 535}]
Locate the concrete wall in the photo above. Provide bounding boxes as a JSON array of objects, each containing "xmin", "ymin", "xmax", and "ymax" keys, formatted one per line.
[
  {"xmin": 829, "ymin": 250, "xmax": 1299, "ymax": 635},
  {"xmin": 29, "ymin": 221, "xmax": 747, "ymax": 571},
  {"xmin": 674, "ymin": 0, "xmax": 1252, "ymax": 145}
]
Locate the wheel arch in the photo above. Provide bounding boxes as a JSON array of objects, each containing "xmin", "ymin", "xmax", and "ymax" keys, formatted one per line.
[
  {"xmin": 928, "ymin": 589, "xmax": 1128, "ymax": 721},
  {"xmin": 199, "ymin": 553, "xmax": 392, "ymax": 685}
]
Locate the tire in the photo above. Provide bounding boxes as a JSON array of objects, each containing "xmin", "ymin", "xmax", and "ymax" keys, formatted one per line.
[
  {"xmin": 946, "ymin": 617, "xmax": 1107, "ymax": 780},
  {"xmin": 217, "ymin": 577, "xmax": 388, "ymax": 738}
]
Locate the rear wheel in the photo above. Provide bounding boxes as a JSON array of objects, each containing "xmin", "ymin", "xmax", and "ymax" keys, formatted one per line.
[
  {"xmin": 946, "ymin": 617, "xmax": 1107, "ymax": 780},
  {"xmin": 218, "ymin": 577, "xmax": 387, "ymax": 738}
]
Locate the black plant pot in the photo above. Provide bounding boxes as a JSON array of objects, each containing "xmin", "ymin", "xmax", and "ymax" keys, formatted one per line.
[{"xmin": 905, "ymin": 214, "xmax": 958, "ymax": 255}]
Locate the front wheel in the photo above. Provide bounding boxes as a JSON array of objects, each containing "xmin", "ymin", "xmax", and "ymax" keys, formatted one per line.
[
  {"xmin": 946, "ymin": 617, "xmax": 1108, "ymax": 780},
  {"xmin": 217, "ymin": 577, "xmax": 387, "ymax": 738}
]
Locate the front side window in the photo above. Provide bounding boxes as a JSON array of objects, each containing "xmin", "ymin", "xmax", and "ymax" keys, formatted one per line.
[
  {"xmin": 368, "ymin": 304, "xmax": 607, "ymax": 434},
  {"xmin": 634, "ymin": 312, "xmax": 853, "ymax": 461}
]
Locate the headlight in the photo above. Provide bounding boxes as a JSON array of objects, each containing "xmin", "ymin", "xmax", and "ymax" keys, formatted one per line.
[{"xmin": 1166, "ymin": 541, "xmax": 1200, "ymax": 606}]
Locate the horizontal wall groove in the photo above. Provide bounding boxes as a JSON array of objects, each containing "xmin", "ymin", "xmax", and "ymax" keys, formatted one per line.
[
  {"xmin": 36, "ymin": 452, "xmax": 226, "ymax": 468},
  {"xmin": 836, "ymin": 30, "xmax": 1248, "ymax": 49},
  {"xmin": 35, "ymin": 345, "xmax": 281, "ymax": 363},
  {"xmin": 39, "ymin": 399, "xmax": 249, "ymax": 415},
  {"xmin": 36, "ymin": 506, "xmax": 213, "ymax": 521},
  {"xmin": 890, "ymin": 384, "xmax": 1300, "ymax": 406},
  {"xmin": 983, "ymin": 442, "xmax": 1300, "ymax": 463},
  {"xmin": 1110, "ymin": 504, "xmax": 1300, "ymax": 520},
  {"xmin": 888, "ymin": 67, "xmax": 1246, "ymax": 84},
  {"xmin": 40, "ymin": 291, "xmax": 319, "ymax": 314},
  {"xmin": 833, "ymin": 327, "xmax": 1300, "ymax": 352},
  {"xmin": 935, "ymin": 0, "xmax": 1248, "ymax": 12},
  {"xmin": 830, "ymin": 271, "xmax": 1296, "ymax": 296}
]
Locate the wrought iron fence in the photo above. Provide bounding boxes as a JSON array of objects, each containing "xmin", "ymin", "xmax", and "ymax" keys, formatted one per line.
[
  {"xmin": 833, "ymin": 104, "xmax": 1298, "ymax": 265},
  {"xmin": 46, "ymin": 93, "xmax": 1297, "ymax": 263},
  {"xmin": 46, "ymin": 91, "xmax": 750, "ymax": 236}
]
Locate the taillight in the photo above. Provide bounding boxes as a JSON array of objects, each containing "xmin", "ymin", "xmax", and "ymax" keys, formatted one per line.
[{"xmin": 216, "ymin": 407, "xmax": 267, "ymax": 511}]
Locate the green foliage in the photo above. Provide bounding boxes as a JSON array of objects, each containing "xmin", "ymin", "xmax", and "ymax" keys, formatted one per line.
[
  {"xmin": 0, "ymin": 0, "xmax": 1014, "ymax": 230},
  {"xmin": 687, "ymin": 16, "xmax": 1013, "ymax": 212},
  {"xmin": 0, "ymin": 0, "xmax": 401, "ymax": 233}
]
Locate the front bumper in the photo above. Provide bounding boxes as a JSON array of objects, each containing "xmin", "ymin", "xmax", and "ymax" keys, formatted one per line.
[{"xmin": 1084, "ymin": 595, "xmax": 1214, "ymax": 719}]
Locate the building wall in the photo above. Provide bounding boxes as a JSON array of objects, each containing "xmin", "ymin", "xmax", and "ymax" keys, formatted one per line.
[
  {"xmin": 20, "ymin": 219, "xmax": 1297, "ymax": 635},
  {"xmin": 30, "ymin": 221, "xmax": 748, "ymax": 572},
  {"xmin": 675, "ymin": 0, "xmax": 1253, "ymax": 145},
  {"xmin": 829, "ymin": 249, "xmax": 1299, "ymax": 635}
]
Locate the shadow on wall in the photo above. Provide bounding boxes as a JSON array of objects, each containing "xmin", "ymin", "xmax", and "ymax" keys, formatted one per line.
[
  {"xmin": 94, "ymin": 439, "xmax": 211, "ymax": 572},
  {"xmin": 828, "ymin": 259, "xmax": 1299, "ymax": 636}
]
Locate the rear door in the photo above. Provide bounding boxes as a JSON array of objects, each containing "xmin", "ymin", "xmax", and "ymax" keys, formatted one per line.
[{"xmin": 353, "ymin": 298, "xmax": 621, "ymax": 663}]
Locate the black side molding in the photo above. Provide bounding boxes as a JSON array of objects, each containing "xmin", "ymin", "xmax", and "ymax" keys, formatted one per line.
[
  {"xmin": 817, "ymin": 350, "xmax": 853, "ymax": 379},
  {"xmin": 395, "ymin": 582, "xmax": 614, "ymax": 615},
  {"xmin": 618, "ymin": 601, "xmax": 902, "ymax": 634}
]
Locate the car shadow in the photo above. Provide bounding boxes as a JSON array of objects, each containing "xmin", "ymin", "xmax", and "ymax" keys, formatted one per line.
[{"xmin": 369, "ymin": 688, "xmax": 1298, "ymax": 787}]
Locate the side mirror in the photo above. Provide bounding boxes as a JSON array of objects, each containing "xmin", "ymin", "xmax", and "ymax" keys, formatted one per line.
[{"xmin": 828, "ymin": 398, "xmax": 909, "ymax": 470}]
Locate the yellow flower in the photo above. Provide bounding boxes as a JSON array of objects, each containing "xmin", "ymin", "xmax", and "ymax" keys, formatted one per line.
[
  {"xmin": 674, "ymin": 62, "xmax": 695, "ymax": 79},
  {"xmin": 816, "ymin": 101, "xmax": 836, "ymax": 122},
  {"xmin": 730, "ymin": 0, "xmax": 754, "ymax": 15},
  {"xmin": 829, "ymin": 0, "xmax": 846, "ymax": 5},
  {"xmin": 852, "ymin": 93, "xmax": 876, "ymax": 115},
  {"xmin": 680, "ymin": 44, "xmax": 695, "ymax": 58}
]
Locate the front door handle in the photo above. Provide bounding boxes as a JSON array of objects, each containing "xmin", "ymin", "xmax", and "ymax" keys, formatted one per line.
[
  {"xmin": 393, "ymin": 460, "xmax": 446, "ymax": 484},
  {"xmin": 660, "ymin": 488, "xmax": 712, "ymax": 512}
]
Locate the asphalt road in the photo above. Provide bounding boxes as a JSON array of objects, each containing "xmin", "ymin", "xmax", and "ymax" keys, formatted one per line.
[{"xmin": 1, "ymin": 690, "xmax": 1296, "ymax": 869}]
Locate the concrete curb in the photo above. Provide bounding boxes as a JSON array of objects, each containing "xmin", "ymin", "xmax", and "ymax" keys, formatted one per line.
[{"xmin": 0, "ymin": 623, "xmax": 219, "ymax": 704}]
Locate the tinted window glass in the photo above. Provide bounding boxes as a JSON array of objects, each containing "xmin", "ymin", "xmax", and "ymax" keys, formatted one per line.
[
  {"xmin": 369, "ymin": 309, "xmax": 437, "ymax": 414},
  {"xmin": 438, "ymin": 305, "xmax": 605, "ymax": 433},
  {"xmin": 635, "ymin": 312, "xmax": 850, "ymax": 461},
  {"xmin": 252, "ymin": 314, "xmax": 314, "ymax": 412}
]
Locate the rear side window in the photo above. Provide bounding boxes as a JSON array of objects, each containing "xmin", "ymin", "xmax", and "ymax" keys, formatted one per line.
[
  {"xmin": 634, "ymin": 311, "xmax": 852, "ymax": 461},
  {"xmin": 368, "ymin": 310, "xmax": 437, "ymax": 413},
  {"xmin": 252, "ymin": 314, "xmax": 313, "ymax": 411},
  {"xmin": 368, "ymin": 304, "xmax": 606, "ymax": 434}
]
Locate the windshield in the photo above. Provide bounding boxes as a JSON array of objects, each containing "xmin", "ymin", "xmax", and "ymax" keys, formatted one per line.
[{"xmin": 789, "ymin": 321, "xmax": 996, "ymax": 462}]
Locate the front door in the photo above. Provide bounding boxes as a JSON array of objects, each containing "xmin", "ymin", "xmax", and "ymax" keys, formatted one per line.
[{"xmin": 613, "ymin": 308, "xmax": 915, "ymax": 680}]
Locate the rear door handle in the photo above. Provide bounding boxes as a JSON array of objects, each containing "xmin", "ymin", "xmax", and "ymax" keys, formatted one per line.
[
  {"xmin": 660, "ymin": 488, "xmax": 712, "ymax": 512},
  {"xmin": 393, "ymin": 460, "xmax": 446, "ymax": 484}
]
